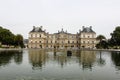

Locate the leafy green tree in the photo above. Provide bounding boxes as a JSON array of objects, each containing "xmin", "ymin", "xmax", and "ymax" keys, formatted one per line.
[
  {"xmin": 96, "ymin": 40, "xmax": 108, "ymax": 49},
  {"xmin": 110, "ymin": 26, "xmax": 120, "ymax": 47},
  {"xmin": 14, "ymin": 34, "xmax": 24, "ymax": 48},
  {"xmin": 96, "ymin": 35, "xmax": 107, "ymax": 49},
  {"xmin": 96, "ymin": 35, "xmax": 106, "ymax": 42},
  {"xmin": 0, "ymin": 27, "xmax": 15, "ymax": 45},
  {"xmin": 0, "ymin": 26, "xmax": 24, "ymax": 48}
]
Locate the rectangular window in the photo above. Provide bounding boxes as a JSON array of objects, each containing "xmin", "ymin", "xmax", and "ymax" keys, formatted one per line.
[
  {"xmin": 35, "ymin": 34, "xmax": 37, "ymax": 37},
  {"xmin": 77, "ymin": 41, "xmax": 78, "ymax": 43},
  {"xmin": 72, "ymin": 41, "xmax": 74, "ymax": 43},
  {"xmin": 55, "ymin": 41, "xmax": 57, "ymax": 43},
  {"xmin": 40, "ymin": 34, "xmax": 41, "ymax": 37},
  {"xmin": 92, "ymin": 35, "xmax": 94, "ymax": 38},
  {"xmin": 83, "ymin": 35, "xmax": 85, "ymax": 38},
  {"xmin": 83, "ymin": 41, "xmax": 85, "ymax": 43}
]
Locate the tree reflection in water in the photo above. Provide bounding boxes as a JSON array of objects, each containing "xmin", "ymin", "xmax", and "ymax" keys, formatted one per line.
[
  {"xmin": 97, "ymin": 51, "xmax": 106, "ymax": 67},
  {"xmin": 111, "ymin": 51, "xmax": 120, "ymax": 70},
  {"xmin": 0, "ymin": 50, "xmax": 23, "ymax": 67}
]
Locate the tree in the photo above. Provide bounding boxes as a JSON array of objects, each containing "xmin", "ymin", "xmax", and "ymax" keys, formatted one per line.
[
  {"xmin": 96, "ymin": 40, "xmax": 108, "ymax": 49},
  {"xmin": 0, "ymin": 27, "xmax": 15, "ymax": 45},
  {"xmin": 0, "ymin": 26, "xmax": 24, "ymax": 48},
  {"xmin": 110, "ymin": 26, "xmax": 120, "ymax": 47},
  {"xmin": 96, "ymin": 35, "xmax": 106, "ymax": 42},
  {"xmin": 14, "ymin": 34, "xmax": 24, "ymax": 48},
  {"xmin": 96, "ymin": 35, "xmax": 107, "ymax": 49}
]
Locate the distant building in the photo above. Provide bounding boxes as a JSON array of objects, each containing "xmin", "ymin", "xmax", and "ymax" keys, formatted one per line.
[
  {"xmin": 28, "ymin": 26, "xmax": 96, "ymax": 49},
  {"xmin": 23, "ymin": 39, "xmax": 28, "ymax": 48}
]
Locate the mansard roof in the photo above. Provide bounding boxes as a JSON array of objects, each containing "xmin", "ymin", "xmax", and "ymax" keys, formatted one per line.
[
  {"xmin": 29, "ymin": 26, "xmax": 96, "ymax": 35},
  {"xmin": 30, "ymin": 26, "xmax": 45, "ymax": 33},
  {"xmin": 81, "ymin": 26, "xmax": 96, "ymax": 33}
]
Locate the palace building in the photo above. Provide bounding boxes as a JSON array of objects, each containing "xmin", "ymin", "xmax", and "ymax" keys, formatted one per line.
[{"xmin": 28, "ymin": 26, "xmax": 96, "ymax": 49}]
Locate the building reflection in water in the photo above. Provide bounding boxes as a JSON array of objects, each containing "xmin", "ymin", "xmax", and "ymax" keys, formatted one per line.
[
  {"xmin": 53, "ymin": 50, "xmax": 96, "ymax": 69},
  {"xmin": 28, "ymin": 49, "xmax": 96, "ymax": 70},
  {"xmin": 53, "ymin": 51, "xmax": 67, "ymax": 68},
  {"xmin": 28, "ymin": 49, "xmax": 48, "ymax": 70},
  {"xmin": 0, "ymin": 50, "xmax": 23, "ymax": 67},
  {"xmin": 111, "ymin": 51, "xmax": 120, "ymax": 70},
  {"xmin": 79, "ymin": 51, "xmax": 96, "ymax": 70}
]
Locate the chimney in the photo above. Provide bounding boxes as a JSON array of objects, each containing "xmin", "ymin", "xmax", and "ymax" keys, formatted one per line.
[
  {"xmin": 79, "ymin": 29, "xmax": 81, "ymax": 33},
  {"xmin": 90, "ymin": 26, "xmax": 92, "ymax": 29},
  {"xmin": 40, "ymin": 26, "xmax": 43, "ymax": 29},
  {"xmin": 62, "ymin": 28, "xmax": 63, "ymax": 31},
  {"xmin": 33, "ymin": 26, "xmax": 35, "ymax": 29},
  {"xmin": 82, "ymin": 26, "xmax": 85, "ymax": 29}
]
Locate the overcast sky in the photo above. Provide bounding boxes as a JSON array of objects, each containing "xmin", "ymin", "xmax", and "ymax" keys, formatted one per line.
[{"xmin": 0, "ymin": 0, "xmax": 120, "ymax": 39}]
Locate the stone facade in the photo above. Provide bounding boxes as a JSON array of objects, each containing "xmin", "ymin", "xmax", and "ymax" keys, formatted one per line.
[{"xmin": 28, "ymin": 26, "xmax": 96, "ymax": 49}]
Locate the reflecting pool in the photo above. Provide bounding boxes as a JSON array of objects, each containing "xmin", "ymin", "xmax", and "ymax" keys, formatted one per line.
[{"xmin": 0, "ymin": 49, "xmax": 120, "ymax": 80}]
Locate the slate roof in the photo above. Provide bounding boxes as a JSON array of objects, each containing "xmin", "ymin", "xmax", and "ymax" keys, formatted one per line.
[{"xmin": 81, "ymin": 27, "xmax": 95, "ymax": 33}]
